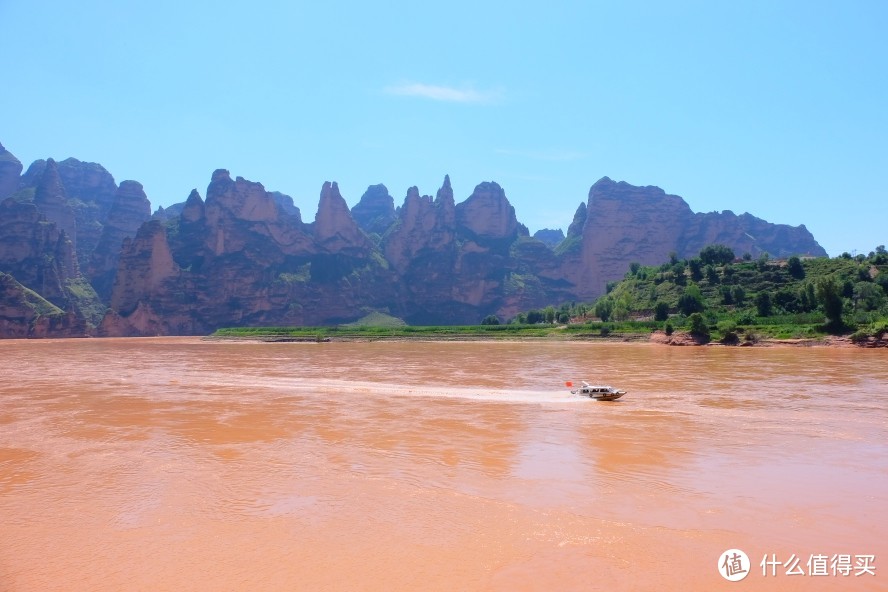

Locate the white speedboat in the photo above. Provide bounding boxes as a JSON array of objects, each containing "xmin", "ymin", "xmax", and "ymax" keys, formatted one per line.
[{"xmin": 568, "ymin": 381, "xmax": 626, "ymax": 401}]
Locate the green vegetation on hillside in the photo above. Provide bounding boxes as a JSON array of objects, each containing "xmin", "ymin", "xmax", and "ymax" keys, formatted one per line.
[
  {"xmin": 212, "ymin": 246, "xmax": 888, "ymax": 346},
  {"xmin": 64, "ymin": 277, "xmax": 107, "ymax": 328},
  {"xmin": 0, "ymin": 271, "xmax": 65, "ymax": 317},
  {"xmin": 516, "ymin": 245, "xmax": 888, "ymax": 344}
]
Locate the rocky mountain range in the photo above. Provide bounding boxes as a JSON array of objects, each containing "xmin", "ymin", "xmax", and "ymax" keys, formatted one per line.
[{"xmin": 0, "ymin": 140, "xmax": 827, "ymax": 337}]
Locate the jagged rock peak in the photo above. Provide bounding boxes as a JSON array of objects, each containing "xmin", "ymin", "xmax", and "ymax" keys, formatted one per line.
[
  {"xmin": 435, "ymin": 174, "xmax": 454, "ymax": 207},
  {"xmin": 185, "ymin": 188, "xmax": 203, "ymax": 205},
  {"xmin": 405, "ymin": 186, "xmax": 424, "ymax": 202},
  {"xmin": 0, "ymin": 142, "xmax": 23, "ymax": 200},
  {"xmin": 35, "ymin": 159, "xmax": 66, "ymax": 204},
  {"xmin": 314, "ymin": 181, "xmax": 369, "ymax": 249},
  {"xmin": 567, "ymin": 202, "xmax": 587, "ymax": 238},
  {"xmin": 212, "ymin": 169, "xmax": 232, "ymax": 182},
  {"xmin": 181, "ymin": 188, "xmax": 205, "ymax": 223},
  {"xmin": 455, "ymin": 181, "xmax": 518, "ymax": 239},
  {"xmin": 316, "ymin": 182, "xmax": 351, "ymax": 221},
  {"xmin": 205, "ymin": 170, "xmax": 276, "ymax": 222},
  {"xmin": 351, "ymin": 183, "xmax": 396, "ymax": 235}
]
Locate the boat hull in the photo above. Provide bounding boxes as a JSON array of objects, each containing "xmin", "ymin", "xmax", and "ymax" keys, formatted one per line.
[
  {"xmin": 588, "ymin": 392, "xmax": 625, "ymax": 401},
  {"xmin": 569, "ymin": 385, "xmax": 627, "ymax": 401}
]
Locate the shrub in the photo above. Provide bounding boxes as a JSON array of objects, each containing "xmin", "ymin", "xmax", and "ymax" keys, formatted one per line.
[
  {"xmin": 654, "ymin": 302, "xmax": 669, "ymax": 321},
  {"xmin": 737, "ymin": 311, "xmax": 756, "ymax": 325},
  {"xmin": 664, "ymin": 322, "xmax": 674, "ymax": 336},
  {"xmin": 688, "ymin": 313, "xmax": 710, "ymax": 339},
  {"xmin": 721, "ymin": 331, "xmax": 740, "ymax": 345},
  {"xmin": 850, "ymin": 329, "xmax": 871, "ymax": 344}
]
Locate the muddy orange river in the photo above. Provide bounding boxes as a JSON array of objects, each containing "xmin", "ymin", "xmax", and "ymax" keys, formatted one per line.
[{"xmin": 1, "ymin": 338, "xmax": 885, "ymax": 590}]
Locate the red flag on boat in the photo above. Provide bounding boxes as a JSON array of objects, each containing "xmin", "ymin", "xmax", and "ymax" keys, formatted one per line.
[{"xmin": 565, "ymin": 381, "xmax": 573, "ymax": 388}]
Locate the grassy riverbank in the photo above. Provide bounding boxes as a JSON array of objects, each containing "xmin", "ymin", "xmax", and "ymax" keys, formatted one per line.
[
  {"xmin": 210, "ymin": 322, "xmax": 654, "ymax": 342},
  {"xmin": 208, "ymin": 320, "xmax": 868, "ymax": 345}
]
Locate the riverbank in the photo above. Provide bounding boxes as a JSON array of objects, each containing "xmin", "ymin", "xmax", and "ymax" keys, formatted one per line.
[{"xmin": 207, "ymin": 327, "xmax": 887, "ymax": 347}]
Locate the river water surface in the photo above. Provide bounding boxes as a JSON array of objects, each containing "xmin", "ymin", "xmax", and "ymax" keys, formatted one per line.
[{"xmin": 1, "ymin": 338, "xmax": 886, "ymax": 590}]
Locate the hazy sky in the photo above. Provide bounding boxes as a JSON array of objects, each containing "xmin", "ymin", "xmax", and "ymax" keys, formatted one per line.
[{"xmin": 1, "ymin": 1, "xmax": 885, "ymax": 256}]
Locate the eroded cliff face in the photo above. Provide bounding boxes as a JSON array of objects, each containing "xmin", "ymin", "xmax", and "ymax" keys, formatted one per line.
[
  {"xmin": 88, "ymin": 180, "xmax": 152, "ymax": 300},
  {"xmin": 21, "ymin": 157, "xmax": 120, "ymax": 271},
  {"xmin": 0, "ymin": 139, "xmax": 831, "ymax": 337},
  {"xmin": 561, "ymin": 177, "xmax": 826, "ymax": 297},
  {"xmin": 101, "ymin": 173, "xmax": 401, "ymax": 335},
  {"xmin": 0, "ymin": 198, "xmax": 78, "ymax": 306},
  {"xmin": 0, "ymin": 142, "xmax": 22, "ymax": 200}
]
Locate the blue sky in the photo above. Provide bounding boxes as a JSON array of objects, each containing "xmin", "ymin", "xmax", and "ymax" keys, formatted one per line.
[{"xmin": 1, "ymin": 0, "xmax": 885, "ymax": 256}]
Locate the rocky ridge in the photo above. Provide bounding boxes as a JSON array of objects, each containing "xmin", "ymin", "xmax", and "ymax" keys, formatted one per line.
[{"xmin": 0, "ymin": 141, "xmax": 827, "ymax": 337}]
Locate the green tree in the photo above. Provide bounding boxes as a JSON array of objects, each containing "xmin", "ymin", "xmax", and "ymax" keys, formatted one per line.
[
  {"xmin": 688, "ymin": 258, "xmax": 703, "ymax": 281},
  {"xmin": 816, "ymin": 277, "xmax": 844, "ymax": 328},
  {"xmin": 876, "ymin": 274, "xmax": 888, "ymax": 296},
  {"xmin": 755, "ymin": 292, "xmax": 772, "ymax": 317},
  {"xmin": 732, "ymin": 285, "xmax": 746, "ymax": 306},
  {"xmin": 543, "ymin": 306, "xmax": 556, "ymax": 324},
  {"xmin": 774, "ymin": 289, "xmax": 799, "ymax": 313},
  {"xmin": 705, "ymin": 265, "xmax": 719, "ymax": 284},
  {"xmin": 787, "ymin": 256, "xmax": 805, "ymax": 279},
  {"xmin": 481, "ymin": 314, "xmax": 500, "ymax": 325},
  {"xmin": 756, "ymin": 252, "xmax": 770, "ymax": 271},
  {"xmin": 526, "ymin": 309, "xmax": 544, "ymax": 324},
  {"xmin": 854, "ymin": 281, "xmax": 885, "ymax": 312},
  {"xmin": 677, "ymin": 284, "xmax": 704, "ymax": 315},
  {"xmin": 654, "ymin": 302, "xmax": 670, "ymax": 321},
  {"xmin": 699, "ymin": 244, "xmax": 735, "ymax": 266},
  {"xmin": 688, "ymin": 312, "xmax": 710, "ymax": 340},
  {"xmin": 594, "ymin": 298, "xmax": 614, "ymax": 322}
]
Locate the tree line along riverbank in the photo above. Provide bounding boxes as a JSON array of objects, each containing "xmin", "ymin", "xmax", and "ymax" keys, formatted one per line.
[{"xmin": 212, "ymin": 246, "xmax": 888, "ymax": 347}]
